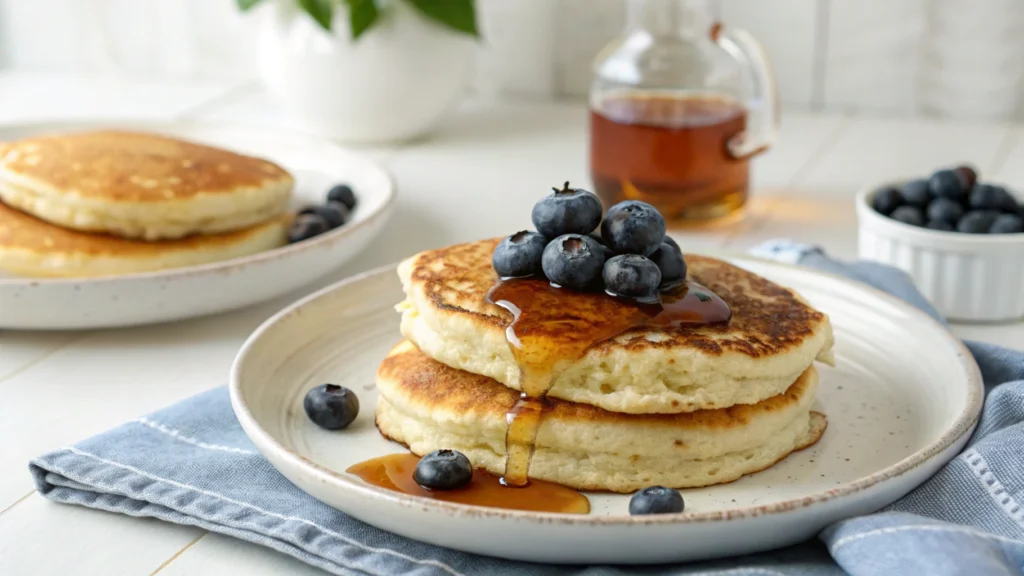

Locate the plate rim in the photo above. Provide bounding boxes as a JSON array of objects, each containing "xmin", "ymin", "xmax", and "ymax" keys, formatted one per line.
[
  {"xmin": 0, "ymin": 118, "xmax": 397, "ymax": 286},
  {"xmin": 229, "ymin": 253, "xmax": 985, "ymax": 526}
]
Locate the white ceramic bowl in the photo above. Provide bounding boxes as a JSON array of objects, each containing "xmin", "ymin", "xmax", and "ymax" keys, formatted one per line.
[{"xmin": 856, "ymin": 183, "xmax": 1024, "ymax": 322}]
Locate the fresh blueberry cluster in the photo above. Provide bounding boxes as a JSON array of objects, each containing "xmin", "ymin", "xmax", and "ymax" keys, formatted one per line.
[
  {"xmin": 288, "ymin": 183, "xmax": 359, "ymax": 244},
  {"xmin": 872, "ymin": 166, "xmax": 1024, "ymax": 234},
  {"xmin": 492, "ymin": 183, "xmax": 686, "ymax": 301}
]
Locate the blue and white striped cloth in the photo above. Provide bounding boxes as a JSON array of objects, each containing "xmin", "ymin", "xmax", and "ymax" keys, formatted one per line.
[{"xmin": 30, "ymin": 241, "xmax": 1024, "ymax": 575}]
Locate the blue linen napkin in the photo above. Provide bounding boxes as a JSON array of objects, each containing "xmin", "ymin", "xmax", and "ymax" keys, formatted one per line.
[{"xmin": 30, "ymin": 241, "xmax": 1024, "ymax": 576}]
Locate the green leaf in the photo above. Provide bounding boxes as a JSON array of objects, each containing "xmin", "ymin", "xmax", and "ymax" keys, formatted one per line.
[
  {"xmin": 346, "ymin": 0, "xmax": 380, "ymax": 40},
  {"xmin": 405, "ymin": 0, "xmax": 479, "ymax": 37},
  {"xmin": 298, "ymin": 0, "xmax": 334, "ymax": 31},
  {"xmin": 235, "ymin": 0, "xmax": 264, "ymax": 11}
]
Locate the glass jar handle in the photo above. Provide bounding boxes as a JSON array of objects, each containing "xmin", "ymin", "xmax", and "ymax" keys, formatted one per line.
[{"xmin": 713, "ymin": 23, "xmax": 779, "ymax": 160}]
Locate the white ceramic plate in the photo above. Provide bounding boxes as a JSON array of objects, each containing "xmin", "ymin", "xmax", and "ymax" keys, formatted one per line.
[
  {"xmin": 0, "ymin": 120, "xmax": 395, "ymax": 330},
  {"xmin": 230, "ymin": 255, "xmax": 983, "ymax": 565}
]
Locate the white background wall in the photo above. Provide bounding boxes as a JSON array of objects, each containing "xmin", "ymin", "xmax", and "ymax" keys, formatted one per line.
[{"xmin": 2, "ymin": 0, "xmax": 1023, "ymax": 120}]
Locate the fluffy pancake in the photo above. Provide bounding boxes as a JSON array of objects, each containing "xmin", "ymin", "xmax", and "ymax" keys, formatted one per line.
[
  {"xmin": 0, "ymin": 131, "xmax": 293, "ymax": 240},
  {"xmin": 376, "ymin": 341, "xmax": 826, "ymax": 492},
  {"xmin": 0, "ymin": 201, "xmax": 288, "ymax": 277},
  {"xmin": 397, "ymin": 238, "xmax": 834, "ymax": 414}
]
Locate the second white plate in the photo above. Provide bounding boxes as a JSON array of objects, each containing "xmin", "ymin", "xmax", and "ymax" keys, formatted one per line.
[
  {"xmin": 0, "ymin": 120, "xmax": 395, "ymax": 330},
  {"xmin": 230, "ymin": 255, "xmax": 983, "ymax": 564}
]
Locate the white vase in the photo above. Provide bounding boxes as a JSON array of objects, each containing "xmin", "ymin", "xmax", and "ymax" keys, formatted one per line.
[{"xmin": 257, "ymin": 0, "xmax": 476, "ymax": 143}]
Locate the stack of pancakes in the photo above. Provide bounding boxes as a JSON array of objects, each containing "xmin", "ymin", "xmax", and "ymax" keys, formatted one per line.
[
  {"xmin": 0, "ymin": 130, "xmax": 294, "ymax": 277},
  {"xmin": 377, "ymin": 239, "xmax": 835, "ymax": 492}
]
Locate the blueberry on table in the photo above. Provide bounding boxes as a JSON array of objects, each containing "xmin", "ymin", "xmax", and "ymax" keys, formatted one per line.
[
  {"xmin": 492, "ymin": 231, "xmax": 548, "ymax": 278},
  {"xmin": 928, "ymin": 169, "xmax": 967, "ymax": 203},
  {"xmin": 954, "ymin": 165, "xmax": 978, "ymax": 191},
  {"xmin": 603, "ymin": 254, "xmax": 662, "ymax": 301},
  {"xmin": 925, "ymin": 219, "xmax": 954, "ymax": 232},
  {"xmin": 925, "ymin": 197, "xmax": 964, "ymax": 226},
  {"xmin": 889, "ymin": 206, "xmax": 925, "ymax": 227},
  {"xmin": 629, "ymin": 486, "xmax": 684, "ymax": 515},
  {"xmin": 990, "ymin": 214, "xmax": 1024, "ymax": 234},
  {"xmin": 900, "ymin": 179, "xmax": 933, "ymax": 209},
  {"xmin": 956, "ymin": 210, "xmax": 999, "ymax": 234},
  {"xmin": 414, "ymin": 449, "xmax": 473, "ymax": 490},
  {"xmin": 648, "ymin": 241, "xmax": 687, "ymax": 289},
  {"xmin": 304, "ymin": 384, "xmax": 360, "ymax": 430},
  {"xmin": 600, "ymin": 200, "xmax": 667, "ymax": 256},
  {"xmin": 872, "ymin": 186, "xmax": 903, "ymax": 216},
  {"xmin": 541, "ymin": 234, "xmax": 607, "ymax": 290},
  {"xmin": 327, "ymin": 184, "xmax": 358, "ymax": 210},
  {"xmin": 531, "ymin": 182, "xmax": 603, "ymax": 238},
  {"xmin": 299, "ymin": 204, "xmax": 347, "ymax": 228},
  {"xmin": 288, "ymin": 214, "xmax": 330, "ymax": 243}
]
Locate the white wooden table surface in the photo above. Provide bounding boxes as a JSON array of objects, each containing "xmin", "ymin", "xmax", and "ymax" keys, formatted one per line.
[{"xmin": 1, "ymin": 72, "xmax": 1023, "ymax": 576}]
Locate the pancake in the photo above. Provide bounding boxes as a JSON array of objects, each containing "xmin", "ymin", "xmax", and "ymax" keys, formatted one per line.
[
  {"xmin": 397, "ymin": 238, "xmax": 835, "ymax": 414},
  {"xmin": 376, "ymin": 341, "xmax": 826, "ymax": 492},
  {"xmin": 0, "ymin": 201, "xmax": 288, "ymax": 277},
  {"xmin": 0, "ymin": 131, "xmax": 293, "ymax": 240}
]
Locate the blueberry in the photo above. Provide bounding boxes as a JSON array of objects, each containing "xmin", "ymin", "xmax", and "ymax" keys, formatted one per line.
[
  {"xmin": 872, "ymin": 186, "xmax": 903, "ymax": 216},
  {"xmin": 304, "ymin": 384, "xmax": 360, "ymax": 430},
  {"xmin": 925, "ymin": 197, "xmax": 964, "ymax": 225},
  {"xmin": 990, "ymin": 214, "xmax": 1024, "ymax": 234},
  {"xmin": 327, "ymin": 184, "xmax": 357, "ymax": 210},
  {"xmin": 492, "ymin": 231, "xmax": 548, "ymax": 278},
  {"xmin": 957, "ymin": 210, "xmax": 999, "ymax": 234},
  {"xmin": 968, "ymin": 184, "xmax": 1004, "ymax": 211},
  {"xmin": 890, "ymin": 206, "xmax": 925, "ymax": 227},
  {"xmin": 628, "ymin": 486, "xmax": 684, "ymax": 515},
  {"xmin": 648, "ymin": 241, "xmax": 687, "ymax": 289},
  {"xmin": 662, "ymin": 235, "xmax": 680, "ymax": 252},
  {"xmin": 299, "ymin": 204, "xmax": 347, "ymax": 228},
  {"xmin": 929, "ymin": 169, "xmax": 967, "ymax": 203},
  {"xmin": 603, "ymin": 254, "xmax": 662, "ymax": 301},
  {"xmin": 900, "ymin": 179, "xmax": 932, "ymax": 209},
  {"xmin": 995, "ymin": 186, "xmax": 1019, "ymax": 213},
  {"xmin": 600, "ymin": 200, "xmax": 667, "ymax": 256},
  {"xmin": 531, "ymin": 182, "xmax": 603, "ymax": 238},
  {"xmin": 541, "ymin": 234, "xmax": 606, "ymax": 290},
  {"xmin": 413, "ymin": 449, "xmax": 473, "ymax": 490},
  {"xmin": 954, "ymin": 165, "xmax": 978, "ymax": 191},
  {"xmin": 925, "ymin": 219, "xmax": 954, "ymax": 232},
  {"xmin": 288, "ymin": 214, "xmax": 330, "ymax": 243}
]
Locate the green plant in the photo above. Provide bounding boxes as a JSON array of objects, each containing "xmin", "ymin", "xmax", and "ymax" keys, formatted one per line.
[{"xmin": 238, "ymin": 0, "xmax": 478, "ymax": 40}]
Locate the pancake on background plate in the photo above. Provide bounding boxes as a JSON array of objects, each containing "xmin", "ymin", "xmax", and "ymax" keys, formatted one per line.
[
  {"xmin": 396, "ymin": 238, "xmax": 835, "ymax": 414},
  {"xmin": 0, "ymin": 200, "xmax": 288, "ymax": 278},
  {"xmin": 0, "ymin": 131, "xmax": 293, "ymax": 240},
  {"xmin": 376, "ymin": 341, "xmax": 826, "ymax": 493}
]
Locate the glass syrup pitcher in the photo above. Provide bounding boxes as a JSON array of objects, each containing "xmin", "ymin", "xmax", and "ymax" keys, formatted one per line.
[{"xmin": 588, "ymin": 0, "xmax": 779, "ymax": 225}]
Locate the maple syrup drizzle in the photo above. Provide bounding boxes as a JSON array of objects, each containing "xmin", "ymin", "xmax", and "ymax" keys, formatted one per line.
[
  {"xmin": 346, "ymin": 453, "xmax": 590, "ymax": 514},
  {"xmin": 486, "ymin": 278, "xmax": 731, "ymax": 487}
]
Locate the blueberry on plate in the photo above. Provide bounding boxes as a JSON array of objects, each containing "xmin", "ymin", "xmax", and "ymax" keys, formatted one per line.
[
  {"xmin": 413, "ymin": 449, "xmax": 473, "ymax": 490},
  {"xmin": 600, "ymin": 200, "xmax": 667, "ymax": 256},
  {"xmin": 603, "ymin": 254, "xmax": 662, "ymax": 301},
  {"xmin": 327, "ymin": 184, "xmax": 358, "ymax": 210},
  {"xmin": 954, "ymin": 164, "xmax": 978, "ymax": 191},
  {"xmin": 890, "ymin": 206, "xmax": 925, "ymax": 227},
  {"xmin": 299, "ymin": 204, "xmax": 347, "ymax": 228},
  {"xmin": 925, "ymin": 219, "xmax": 954, "ymax": 232},
  {"xmin": 648, "ymin": 241, "xmax": 687, "ymax": 289},
  {"xmin": 872, "ymin": 186, "xmax": 903, "ymax": 216},
  {"xmin": 629, "ymin": 486, "xmax": 684, "ymax": 515},
  {"xmin": 531, "ymin": 182, "xmax": 603, "ymax": 238},
  {"xmin": 925, "ymin": 197, "xmax": 964, "ymax": 226},
  {"xmin": 990, "ymin": 213, "xmax": 1024, "ymax": 234},
  {"xmin": 304, "ymin": 384, "xmax": 360, "ymax": 430},
  {"xmin": 288, "ymin": 213, "xmax": 330, "ymax": 243},
  {"xmin": 928, "ymin": 169, "xmax": 967, "ymax": 203},
  {"xmin": 900, "ymin": 179, "xmax": 932, "ymax": 209},
  {"xmin": 956, "ymin": 210, "xmax": 1000, "ymax": 234},
  {"xmin": 541, "ymin": 234, "xmax": 606, "ymax": 290},
  {"xmin": 492, "ymin": 231, "xmax": 548, "ymax": 278}
]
